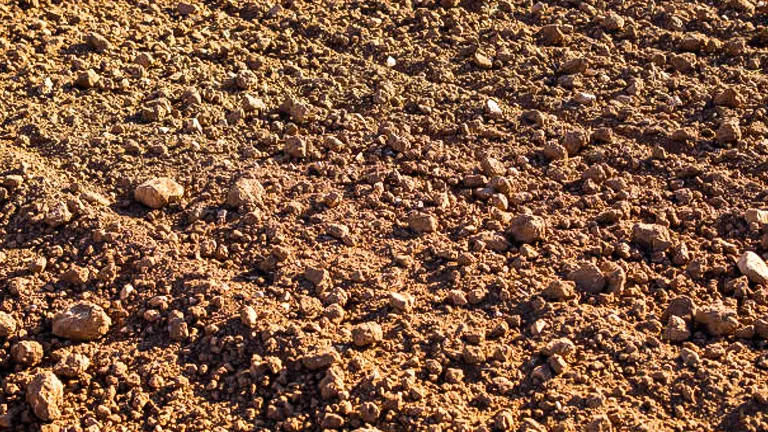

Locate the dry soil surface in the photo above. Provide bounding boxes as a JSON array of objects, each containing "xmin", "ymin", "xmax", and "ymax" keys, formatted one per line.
[{"xmin": 2, "ymin": 0, "xmax": 768, "ymax": 431}]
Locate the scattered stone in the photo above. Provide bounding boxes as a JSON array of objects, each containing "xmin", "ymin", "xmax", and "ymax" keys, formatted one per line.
[
  {"xmin": 408, "ymin": 212, "xmax": 438, "ymax": 234},
  {"xmin": 85, "ymin": 32, "xmax": 110, "ymax": 52},
  {"xmin": 134, "ymin": 177, "xmax": 184, "ymax": 209},
  {"xmin": 484, "ymin": 99, "xmax": 502, "ymax": 119},
  {"xmin": 177, "ymin": 2, "xmax": 198, "ymax": 16},
  {"xmin": 695, "ymin": 306, "xmax": 739, "ymax": 336},
  {"xmin": 473, "ymin": 52, "xmax": 493, "ymax": 69},
  {"xmin": 542, "ymin": 280, "xmax": 576, "ymax": 301},
  {"xmin": 389, "ymin": 292, "xmax": 414, "ymax": 312},
  {"xmin": 663, "ymin": 316, "xmax": 691, "ymax": 342},
  {"xmin": 11, "ymin": 340, "xmax": 44, "ymax": 366},
  {"xmin": 670, "ymin": 53, "xmax": 696, "ymax": 73},
  {"xmin": 75, "ymin": 69, "xmax": 100, "ymax": 89},
  {"xmin": 227, "ymin": 177, "xmax": 264, "ymax": 208},
  {"xmin": 26, "ymin": 372, "xmax": 63, "ymax": 421},
  {"xmin": 746, "ymin": 208, "xmax": 768, "ymax": 225},
  {"xmin": 480, "ymin": 156, "xmax": 505, "ymax": 177},
  {"xmin": 509, "ymin": 214, "xmax": 547, "ymax": 243},
  {"xmin": 559, "ymin": 58, "xmax": 587, "ymax": 75},
  {"xmin": 240, "ymin": 306, "xmax": 258, "ymax": 329},
  {"xmin": 539, "ymin": 25, "xmax": 566, "ymax": 46},
  {"xmin": 601, "ymin": 12, "xmax": 625, "ymax": 31},
  {"xmin": 663, "ymin": 296, "xmax": 697, "ymax": 322},
  {"xmin": 242, "ymin": 94, "xmax": 266, "ymax": 113},
  {"xmin": 563, "ymin": 129, "xmax": 588, "ymax": 155},
  {"xmin": 590, "ymin": 127, "xmax": 614, "ymax": 144},
  {"xmin": 632, "ymin": 223, "xmax": 672, "ymax": 252},
  {"xmin": 284, "ymin": 136, "xmax": 308, "ymax": 158},
  {"xmin": 738, "ymin": 251, "xmax": 768, "ymax": 285},
  {"xmin": 717, "ymin": 119, "xmax": 741, "ymax": 144},
  {"xmin": 569, "ymin": 262, "xmax": 606, "ymax": 294},
  {"xmin": 302, "ymin": 350, "xmax": 340, "ymax": 370},
  {"xmin": 0, "ymin": 311, "xmax": 17, "ymax": 337},
  {"xmin": 167, "ymin": 312, "xmax": 189, "ymax": 341},
  {"xmin": 714, "ymin": 87, "xmax": 743, "ymax": 108},
  {"xmin": 52, "ymin": 302, "xmax": 112, "ymax": 341},
  {"xmin": 352, "ymin": 322, "xmax": 383, "ymax": 347},
  {"xmin": 54, "ymin": 353, "xmax": 91, "ymax": 378}
]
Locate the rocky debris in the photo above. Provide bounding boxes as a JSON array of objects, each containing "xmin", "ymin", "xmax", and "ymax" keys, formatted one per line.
[
  {"xmin": 134, "ymin": 177, "xmax": 184, "ymax": 208},
  {"xmin": 11, "ymin": 340, "xmax": 44, "ymax": 366},
  {"xmin": 52, "ymin": 302, "xmax": 112, "ymax": 341},
  {"xmin": 54, "ymin": 353, "xmax": 91, "ymax": 378},
  {"xmin": 601, "ymin": 12, "xmax": 625, "ymax": 31},
  {"xmin": 303, "ymin": 350, "xmax": 340, "ymax": 370},
  {"xmin": 227, "ymin": 177, "xmax": 264, "ymax": 208},
  {"xmin": 473, "ymin": 51, "xmax": 493, "ymax": 69},
  {"xmin": 284, "ymin": 136, "xmax": 308, "ymax": 158},
  {"xmin": 0, "ymin": 311, "xmax": 16, "ymax": 337},
  {"xmin": 745, "ymin": 208, "xmax": 768, "ymax": 225},
  {"xmin": 542, "ymin": 280, "xmax": 577, "ymax": 301},
  {"xmin": 664, "ymin": 296, "xmax": 697, "ymax": 322},
  {"xmin": 408, "ymin": 211, "xmax": 438, "ymax": 234},
  {"xmin": 177, "ymin": 2, "xmax": 198, "ymax": 15},
  {"xmin": 484, "ymin": 99, "xmax": 502, "ymax": 119},
  {"xmin": 26, "ymin": 372, "xmax": 63, "ymax": 421},
  {"xmin": 632, "ymin": 223, "xmax": 672, "ymax": 252},
  {"xmin": 240, "ymin": 306, "xmax": 258, "ymax": 328},
  {"xmin": 388, "ymin": 292, "xmax": 414, "ymax": 312},
  {"xmin": 538, "ymin": 25, "xmax": 566, "ymax": 46},
  {"xmin": 44, "ymin": 202, "xmax": 73, "ymax": 228},
  {"xmin": 713, "ymin": 88, "xmax": 743, "ymax": 108},
  {"xmin": 167, "ymin": 311, "xmax": 189, "ymax": 341},
  {"xmin": 569, "ymin": 262, "xmax": 605, "ymax": 294},
  {"xmin": 74, "ymin": 69, "xmax": 100, "ymax": 89},
  {"xmin": 663, "ymin": 316, "xmax": 691, "ymax": 342},
  {"xmin": 85, "ymin": 32, "xmax": 110, "ymax": 52},
  {"xmin": 695, "ymin": 306, "xmax": 739, "ymax": 336},
  {"xmin": 737, "ymin": 251, "xmax": 768, "ymax": 285},
  {"xmin": 509, "ymin": 214, "xmax": 547, "ymax": 243},
  {"xmin": 352, "ymin": 322, "xmax": 383, "ymax": 347},
  {"xmin": 717, "ymin": 119, "xmax": 742, "ymax": 144}
]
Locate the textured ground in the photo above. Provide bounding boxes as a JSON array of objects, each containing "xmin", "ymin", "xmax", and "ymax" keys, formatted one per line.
[{"xmin": 2, "ymin": 0, "xmax": 768, "ymax": 431}]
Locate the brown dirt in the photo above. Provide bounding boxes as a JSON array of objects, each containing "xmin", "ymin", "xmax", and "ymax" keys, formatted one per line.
[{"xmin": 2, "ymin": 0, "xmax": 768, "ymax": 431}]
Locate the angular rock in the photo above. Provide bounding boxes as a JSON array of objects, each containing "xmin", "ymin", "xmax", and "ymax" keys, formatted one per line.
[
  {"xmin": 352, "ymin": 322, "xmax": 383, "ymax": 347},
  {"xmin": 26, "ymin": 372, "xmax": 63, "ymax": 421},
  {"xmin": 717, "ymin": 120, "xmax": 742, "ymax": 145},
  {"xmin": 542, "ymin": 280, "xmax": 576, "ymax": 301},
  {"xmin": 632, "ymin": 223, "xmax": 672, "ymax": 252},
  {"xmin": 54, "ymin": 353, "xmax": 91, "ymax": 378},
  {"xmin": 509, "ymin": 214, "xmax": 547, "ymax": 243},
  {"xmin": 746, "ymin": 208, "xmax": 768, "ymax": 225},
  {"xmin": 11, "ymin": 340, "xmax": 44, "ymax": 366},
  {"xmin": 408, "ymin": 212, "xmax": 438, "ymax": 234},
  {"xmin": 284, "ymin": 136, "xmax": 308, "ymax": 158},
  {"xmin": 227, "ymin": 177, "xmax": 264, "ymax": 208},
  {"xmin": 663, "ymin": 316, "xmax": 691, "ymax": 342},
  {"xmin": 52, "ymin": 302, "xmax": 111, "ymax": 341},
  {"xmin": 134, "ymin": 177, "xmax": 184, "ymax": 209},
  {"xmin": 569, "ymin": 262, "xmax": 606, "ymax": 294},
  {"xmin": 0, "ymin": 311, "xmax": 16, "ymax": 337},
  {"xmin": 737, "ymin": 251, "xmax": 768, "ymax": 285},
  {"xmin": 695, "ymin": 306, "xmax": 739, "ymax": 336}
]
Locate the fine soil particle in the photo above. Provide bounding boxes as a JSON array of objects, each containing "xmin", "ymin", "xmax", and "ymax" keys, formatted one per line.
[{"xmin": 2, "ymin": 1, "xmax": 768, "ymax": 431}]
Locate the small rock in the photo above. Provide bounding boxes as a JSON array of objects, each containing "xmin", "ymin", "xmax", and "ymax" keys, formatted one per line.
[
  {"xmin": 134, "ymin": 177, "xmax": 184, "ymax": 209},
  {"xmin": 280, "ymin": 97, "xmax": 311, "ymax": 123},
  {"xmin": 663, "ymin": 316, "xmax": 691, "ymax": 342},
  {"xmin": 480, "ymin": 156, "xmax": 505, "ymax": 177},
  {"xmin": 227, "ymin": 177, "xmax": 264, "ymax": 208},
  {"xmin": 240, "ymin": 306, "xmax": 258, "ymax": 329},
  {"xmin": 591, "ymin": 127, "xmax": 613, "ymax": 144},
  {"xmin": 542, "ymin": 280, "xmax": 576, "ymax": 301},
  {"xmin": 559, "ymin": 58, "xmax": 587, "ymax": 75},
  {"xmin": 473, "ymin": 52, "xmax": 493, "ymax": 69},
  {"xmin": 0, "ymin": 311, "xmax": 17, "ymax": 337},
  {"xmin": 167, "ymin": 312, "xmax": 189, "ymax": 341},
  {"xmin": 26, "ymin": 372, "xmax": 63, "ymax": 421},
  {"xmin": 663, "ymin": 296, "xmax": 697, "ymax": 322},
  {"xmin": 601, "ymin": 12, "xmax": 625, "ymax": 31},
  {"xmin": 388, "ymin": 292, "xmax": 414, "ymax": 312},
  {"xmin": 44, "ymin": 202, "xmax": 73, "ymax": 227},
  {"xmin": 352, "ymin": 322, "xmax": 383, "ymax": 347},
  {"xmin": 601, "ymin": 262, "xmax": 626, "ymax": 294},
  {"xmin": 408, "ymin": 212, "xmax": 438, "ymax": 234},
  {"xmin": 509, "ymin": 214, "xmax": 547, "ymax": 243},
  {"xmin": 539, "ymin": 25, "xmax": 566, "ymax": 46},
  {"xmin": 632, "ymin": 223, "xmax": 672, "ymax": 252},
  {"xmin": 745, "ymin": 208, "xmax": 768, "ymax": 225},
  {"xmin": 302, "ymin": 350, "xmax": 340, "ymax": 370},
  {"xmin": 569, "ymin": 262, "xmax": 606, "ymax": 294},
  {"xmin": 679, "ymin": 347, "xmax": 700, "ymax": 367},
  {"xmin": 717, "ymin": 119, "xmax": 741, "ymax": 144},
  {"xmin": 574, "ymin": 92, "xmax": 596, "ymax": 105},
  {"xmin": 284, "ymin": 136, "xmax": 307, "ymax": 158},
  {"xmin": 177, "ymin": 2, "xmax": 197, "ymax": 15},
  {"xmin": 52, "ymin": 302, "xmax": 112, "ymax": 341},
  {"xmin": 738, "ymin": 251, "xmax": 768, "ymax": 285},
  {"xmin": 670, "ymin": 53, "xmax": 696, "ymax": 73},
  {"xmin": 242, "ymin": 94, "xmax": 266, "ymax": 113},
  {"xmin": 54, "ymin": 353, "xmax": 91, "ymax": 378},
  {"xmin": 713, "ymin": 88, "xmax": 743, "ymax": 108},
  {"xmin": 75, "ymin": 69, "xmax": 100, "ymax": 89},
  {"xmin": 484, "ymin": 99, "xmax": 502, "ymax": 119},
  {"xmin": 542, "ymin": 142, "xmax": 568, "ymax": 161},
  {"xmin": 85, "ymin": 33, "xmax": 110, "ymax": 52},
  {"xmin": 695, "ymin": 306, "xmax": 739, "ymax": 336},
  {"xmin": 563, "ymin": 129, "xmax": 588, "ymax": 155},
  {"xmin": 11, "ymin": 340, "xmax": 44, "ymax": 366}
]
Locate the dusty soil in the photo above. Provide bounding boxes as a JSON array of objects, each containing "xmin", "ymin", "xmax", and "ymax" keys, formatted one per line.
[{"xmin": 2, "ymin": 0, "xmax": 768, "ymax": 431}]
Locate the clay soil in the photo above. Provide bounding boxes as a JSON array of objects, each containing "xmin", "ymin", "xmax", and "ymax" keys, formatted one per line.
[{"xmin": 2, "ymin": 0, "xmax": 768, "ymax": 431}]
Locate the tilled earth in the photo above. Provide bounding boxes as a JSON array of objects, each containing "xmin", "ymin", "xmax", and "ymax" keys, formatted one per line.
[{"xmin": 2, "ymin": 0, "xmax": 768, "ymax": 431}]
